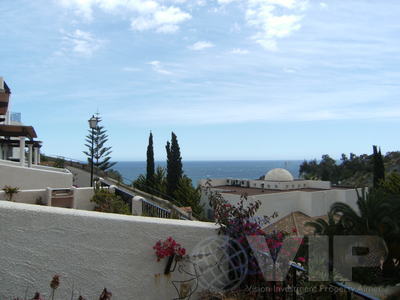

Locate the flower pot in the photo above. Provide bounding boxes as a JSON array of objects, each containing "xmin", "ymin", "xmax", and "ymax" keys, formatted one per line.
[{"xmin": 164, "ymin": 254, "xmax": 176, "ymax": 275}]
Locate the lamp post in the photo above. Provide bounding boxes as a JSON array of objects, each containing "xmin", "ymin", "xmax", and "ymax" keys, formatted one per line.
[{"xmin": 88, "ymin": 115, "xmax": 98, "ymax": 187}]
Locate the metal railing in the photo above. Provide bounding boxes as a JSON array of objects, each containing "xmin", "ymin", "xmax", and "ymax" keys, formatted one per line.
[
  {"xmin": 45, "ymin": 155, "xmax": 195, "ymax": 220},
  {"xmin": 141, "ymin": 198, "xmax": 171, "ymax": 219}
]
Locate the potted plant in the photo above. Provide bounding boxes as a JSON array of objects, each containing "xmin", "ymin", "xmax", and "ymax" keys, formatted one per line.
[
  {"xmin": 3, "ymin": 185, "xmax": 19, "ymax": 202},
  {"xmin": 153, "ymin": 237, "xmax": 186, "ymax": 274}
]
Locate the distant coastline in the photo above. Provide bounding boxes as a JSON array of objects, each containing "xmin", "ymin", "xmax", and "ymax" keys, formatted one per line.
[{"xmin": 113, "ymin": 160, "xmax": 303, "ymax": 186}]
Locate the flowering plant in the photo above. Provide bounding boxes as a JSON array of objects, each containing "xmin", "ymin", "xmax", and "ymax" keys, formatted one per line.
[
  {"xmin": 207, "ymin": 188, "xmax": 307, "ymax": 289},
  {"xmin": 153, "ymin": 237, "xmax": 186, "ymax": 261}
]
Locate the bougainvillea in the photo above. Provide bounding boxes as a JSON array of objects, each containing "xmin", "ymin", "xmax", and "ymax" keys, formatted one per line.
[
  {"xmin": 153, "ymin": 237, "xmax": 186, "ymax": 261},
  {"xmin": 207, "ymin": 187, "xmax": 306, "ymax": 289}
]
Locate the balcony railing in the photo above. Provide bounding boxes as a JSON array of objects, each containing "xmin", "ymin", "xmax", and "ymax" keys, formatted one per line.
[{"xmin": 141, "ymin": 198, "xmax": 171, "ymax": 219}]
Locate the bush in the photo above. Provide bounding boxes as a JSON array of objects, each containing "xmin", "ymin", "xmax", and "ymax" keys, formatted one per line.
[
  {"xmin": 53, "ymin": 158, "xmax": 65, "ymax": 168},
  {"xmin": 2, "ymin": 185, "xmax": 19, "ymax": 201},
  {"xmin": 91, "ymin": 189, "xmax": 131, "ymax": 215}
]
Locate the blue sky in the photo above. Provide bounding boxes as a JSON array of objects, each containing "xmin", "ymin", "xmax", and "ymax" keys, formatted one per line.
[{"xmin": 1, "ymin": 0, "xmax": 399, "ymax": 161}]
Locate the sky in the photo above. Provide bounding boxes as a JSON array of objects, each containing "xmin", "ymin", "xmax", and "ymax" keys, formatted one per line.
[{"xmin": 0, "ymin": 0, "xmax": 400, "ymax": 161}]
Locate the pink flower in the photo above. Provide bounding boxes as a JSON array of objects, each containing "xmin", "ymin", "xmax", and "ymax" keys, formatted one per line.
[{"xmin": 297, "ymin": 257, "xmax": 306, "ymax": 263}]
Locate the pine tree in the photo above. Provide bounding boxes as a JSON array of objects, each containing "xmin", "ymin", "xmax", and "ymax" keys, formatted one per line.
[
  {"xmin": 83, "ymin": 114, "xmax": 116, "ymax": 172},
  {"xmin": 166, "ymin": 132, "xmax": 183, "ymax": 198},
  {"xmin": 372, "ymin": 145, "xmax": 385, "ymax": 188},
  {"xmin": 146, "ymin": 132, "xmax": 155, "ymax": 187}
]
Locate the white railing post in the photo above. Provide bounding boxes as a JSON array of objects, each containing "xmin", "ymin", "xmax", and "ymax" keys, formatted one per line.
[
  {"xmin": 46, "ymin": 187, "xmax": 52, "ymax": 206},
  {"xmin": 132, "ymin": 196, "xmax": 143, "ymax": 216},
  {"xmin": 71, "ymin": 186, "xmax": 77, "ymax": 209}
]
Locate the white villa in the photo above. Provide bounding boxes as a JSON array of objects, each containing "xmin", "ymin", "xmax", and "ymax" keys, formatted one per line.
[{"xmin": 199, "ymin": 168, "xmax": 359, "ymax": 225}]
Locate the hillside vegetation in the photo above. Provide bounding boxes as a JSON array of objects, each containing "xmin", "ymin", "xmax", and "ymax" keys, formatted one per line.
[{"xmin": 299, "ymin": 151, "xmax": 400, "ymax": 187}]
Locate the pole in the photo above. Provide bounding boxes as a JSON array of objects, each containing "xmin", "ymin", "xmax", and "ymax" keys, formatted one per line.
[{"xmin": 90, "ymin": 127, "xmax": 94, "ymax": 187}]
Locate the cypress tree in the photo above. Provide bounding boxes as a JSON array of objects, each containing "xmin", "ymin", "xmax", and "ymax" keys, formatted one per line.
[
  {"xmin": 146, "ymin": 132, "xmax": 155, "ymax": 187},
  {"xmin": 373, "ymin": 145, "xmax": 385, "ymax": 188},
  {"xmin": 166, "ymin": 132, "xmax": 183, "ymax": 198}
]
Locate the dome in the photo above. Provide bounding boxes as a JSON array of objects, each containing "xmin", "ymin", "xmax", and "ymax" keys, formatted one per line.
[{"xmin": 264, "ymin": 168, "xmax": 294, "ymax": 182}]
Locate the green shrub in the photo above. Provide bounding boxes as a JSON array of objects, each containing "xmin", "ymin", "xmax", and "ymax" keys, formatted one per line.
[
  {"xmin": 2, "ymin": 185, "xmax": 19, "ymax": 201},
  {"xmin": 54, "ymin": 158, "xmax": 65, "ymax": 168},
  {"xmin": 91, "ymin": 189, "xmax": 130, "ymax": 215}
]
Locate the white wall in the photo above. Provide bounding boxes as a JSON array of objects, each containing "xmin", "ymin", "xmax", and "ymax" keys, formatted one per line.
[
  {"xmin": 203, "ymin": 188, "xmax": 360, "ymax": 222},
  {"xmin": 202, "ymin": 178, "xmax": 331, "ymax": 191},
  {"xmin": 0, "ymin": 201, "xmax": 218, "ymax": 299},
  {"xmin": 73, "ymin": 187, "xmax": 95, "ymax": 210},
  {"xmin": 0, "ymin": 187, "xmax": 96, "ymax": 210},
  {"xmin": 0, "ymin": 160, "xmax": 72, "ymax": 189},
  {"xmin": 0, "ymin": 189, "xmax": 47, "ymax": 204}
]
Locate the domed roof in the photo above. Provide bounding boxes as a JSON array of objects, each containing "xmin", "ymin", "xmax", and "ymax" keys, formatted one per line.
[{"xmin": 264, "ymin": 168, "xmax": 294, "ymax": 182}]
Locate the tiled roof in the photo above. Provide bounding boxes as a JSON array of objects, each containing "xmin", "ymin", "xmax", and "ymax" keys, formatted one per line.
[{"xmin": 263, "ymin": 211, "xmax": 328, "ymax": 236}]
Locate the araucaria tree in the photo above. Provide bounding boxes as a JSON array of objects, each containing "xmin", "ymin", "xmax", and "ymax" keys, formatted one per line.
[
  {"xmin": 166, "ymin": 132, "xmax": 183, "ymax": 198},
  {"xmin": 372, "ymin": 145, "xmax": 385, "ymax": 188},
  {"xmin": 84, "ymin": 114, "xmax": 116, "ymax": 172},
  {"xmin": 146, "ymin": 132, "xmax": 155, "ymax": 187}
]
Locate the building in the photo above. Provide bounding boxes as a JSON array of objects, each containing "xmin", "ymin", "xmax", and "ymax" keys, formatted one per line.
[
  {"xmin": 0, "ymin": 77, "xmax": 73, "ymax": 189},
  {"xmin": 199, "ymin": 168, "xmax": 359, "ymax": 223}
]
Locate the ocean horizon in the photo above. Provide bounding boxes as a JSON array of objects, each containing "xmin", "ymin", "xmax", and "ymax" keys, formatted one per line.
[{"xmin": 113, "ymin": 160, "xmax": 304, "ymax": 186}]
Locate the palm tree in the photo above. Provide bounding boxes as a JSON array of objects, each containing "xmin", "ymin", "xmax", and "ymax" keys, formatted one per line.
[
  {"xmin": 331, "ymin": 189, "xmax": 399, "ymax": 236},
  {"xmin": 306, "ymin": 212, "xmax": 345, "ymax": 279},
  {"xmin": 330, "ymin": 188, "xmax": 400, "ymax": 279},
  {"xmin": 306, "ymin": 212, "xmax": 344, "ymax": 236}
]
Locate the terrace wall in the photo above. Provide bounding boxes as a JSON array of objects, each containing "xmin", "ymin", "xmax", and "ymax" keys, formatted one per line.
[
  {"xmin": 0, "ymin": 159, "xmax": 73, "ymax": 189},
  {"xmin": 219, "ymin": 189, "xmax": 360, "ymax": 221},
  {"xmin": 0, "ymin": 201, "xmax": 218, "ymax": 299}
]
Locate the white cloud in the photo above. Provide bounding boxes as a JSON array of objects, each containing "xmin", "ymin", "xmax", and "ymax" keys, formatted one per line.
[
  {"xmin": 131, "ymin": 6, "xmax": 191, "ymax": 33},
  {"xmin": 230, "ymin": 48, "xmax": 249, "ymax": 54},
  {"xmin": 148, "ymin": 60, "xmax": 172, "ymax": 74},
  {"xmin": 188, "ymin": 41, "xmax": 215, "ymax": 51},
  {"xmin": 58, "ymin": 0, "xmax": 191, "ymax": 33},
  {"xmin": 214, "ymin": 0, "xmax": 308, "ymax": 51},
  {"xmin": 58, "ymin": 0, "xmax": 308, "ymax": 43},
  {"xmin": 60, "ymin": 29, "xmax": 104, "ymax": 56},
  {"xmin": 320, "ymin": 2, "xmax": 328, "ymax": 9},
  {"xmin": 244, "ymin": 0, "xmax": 306, "ymax": 50}
]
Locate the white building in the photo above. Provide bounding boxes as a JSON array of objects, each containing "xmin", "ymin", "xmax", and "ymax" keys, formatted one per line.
[
  {"xmin": 199, "ymin": 168, "xmax": 359, "ymax": 222},
  {"xmin": 0, "ymin": 77, "xmax": 73, "ymax": 189}
]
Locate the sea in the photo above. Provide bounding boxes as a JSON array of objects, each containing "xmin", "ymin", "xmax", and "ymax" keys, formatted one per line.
[{"xmin": 113, "ymin": 160, "xmax": 304, "ymax": 186}]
